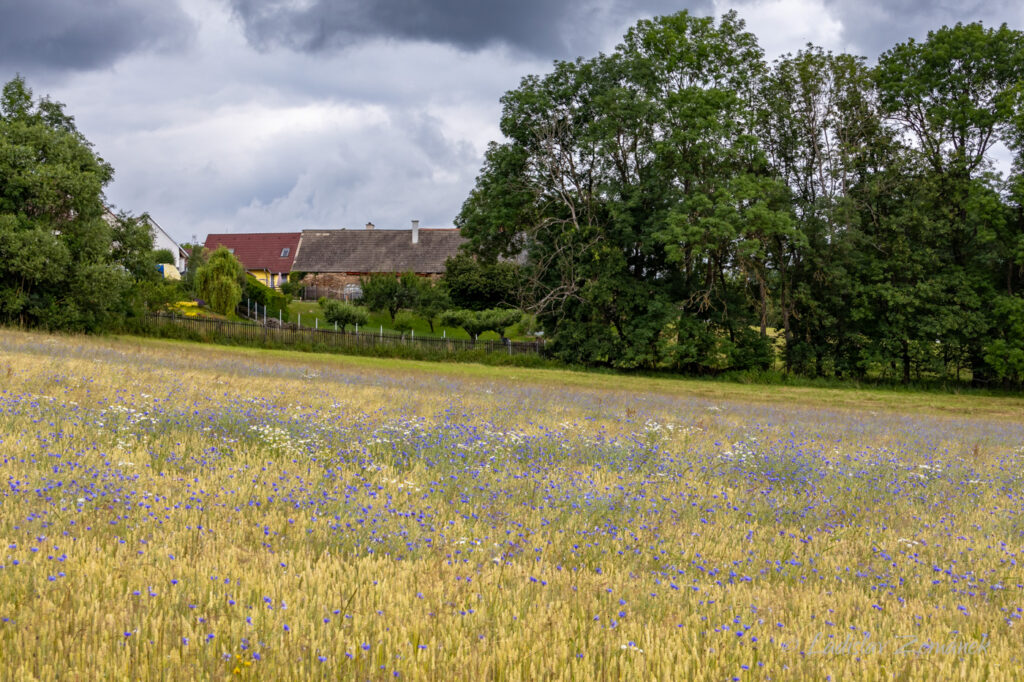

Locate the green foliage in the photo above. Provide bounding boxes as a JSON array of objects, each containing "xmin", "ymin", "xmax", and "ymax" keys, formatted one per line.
[
  {"xmin": 195, "ymin": 247, "xmax": 244, "ymax": 316},
  {"xmin": 442, "ymin": 253, "xmax": 520, "ymax": 311},
  {"xmin": 404, "ymin": 276, "xmax": 449, "ymax": 332},
  {"xmin": 440, "ymin": 308, "xmax": 522, "ymax": 341},
  {"xmin": 459, "ymin": 11, "xmax": 1024, "ymax": 382},
  {"xmin": 152, "ymin": 248, "xmax": 176, "ymax": 265},
  {"xmin": 110, "ymin": 212, "xmax": 159, "ymax": 283},
  {"xmin": 984, "ymin": 296, "xmax": 1024, "ymax": 385},
  {"xmin": 280, "ymin": 270, "xmax": 307, "ymax": 297},
  {"xmin": 0, "ymin": 75, "xmax": 142, "ymax": 332},
  {"xmin": 392, "ymin": 312, "xmax": 416, "ymax": 336},
  {"xmin": 244, "ymin": 274, "xmax": 291, "ymax": 322},
  {"xmin": 359, "ymin": 272, "xmax": 420, "ymax": 322},
  {"xmin": 129, "ymin": 278, "xmax": 185, "ymax": 317},
  {"xmin": 458, "ymin": 11, "xmax": 790, "ymax": 370},
  {"xmin": 179, "ymin": 245, "xmax": 207, "ymax": 298},
  {"xmin": 320, "ymin": 299, "xmax": 368, "ymax": 331},
  {"xmin": 870, "ymin": 23, "xmax": 1024, "ymax": 383}
]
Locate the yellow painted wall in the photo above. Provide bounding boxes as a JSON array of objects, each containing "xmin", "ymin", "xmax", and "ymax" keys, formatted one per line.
[
  {"xmin": 248, "ymin": 269, "xmax": 271, "ymax": 286},
  {"xmin": 248, "ymin": 270, "xmax": 287, "ymax": 289}
]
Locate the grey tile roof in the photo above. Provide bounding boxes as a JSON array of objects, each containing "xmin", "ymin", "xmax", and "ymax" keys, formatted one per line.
[{"xmin": 292, "ymin": 229, "xmax": 465, "ymax": 274}]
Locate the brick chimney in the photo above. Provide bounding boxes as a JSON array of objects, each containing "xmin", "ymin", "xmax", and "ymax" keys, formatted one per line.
[
  {"xmin": 365, "ymin": 221, "xmax": 375, "ymax": 230},
  {"xmin": 411, "ymin": 219, "xmax": 419, "ymax": 244}
]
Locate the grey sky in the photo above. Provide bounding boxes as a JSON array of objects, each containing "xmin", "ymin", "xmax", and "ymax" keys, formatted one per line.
[
  {"xmin": 1, "ymin": 0, "xmax": 1021, "ymax": 243},
  {"xmin": 0, "ymin": 0, "xmax": 194, "ymax": 71}
]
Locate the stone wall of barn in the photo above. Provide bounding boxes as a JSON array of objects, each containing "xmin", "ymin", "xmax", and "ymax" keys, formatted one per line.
[{"xmin": 298, "ymin": 272, "xmax": 442, "ymax": 301}]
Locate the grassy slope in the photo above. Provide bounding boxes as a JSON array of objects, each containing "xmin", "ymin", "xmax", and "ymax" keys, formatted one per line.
[{"xmin": 116, "ymin": 332, "xmax": 1024, "ymax": 421}]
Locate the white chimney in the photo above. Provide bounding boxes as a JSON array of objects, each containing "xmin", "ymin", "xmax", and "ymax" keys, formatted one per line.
[
  {"xmin": 365, "ymin": 221, "xmax": 375, "ymax": 230},
  {"xmin": 411, "ymin": 219, "xmax": 419, "ymax": 244}
]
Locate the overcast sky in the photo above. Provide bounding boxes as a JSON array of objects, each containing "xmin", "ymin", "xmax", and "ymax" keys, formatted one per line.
[{"xmin": 2, "ymin": 0, "xmax": 1022, "ymax": 243}]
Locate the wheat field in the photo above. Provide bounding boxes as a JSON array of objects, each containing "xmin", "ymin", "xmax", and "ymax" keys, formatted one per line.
[{"xmin": 0, "ymin": 329, "xmax": 1021, "ymax": 680}]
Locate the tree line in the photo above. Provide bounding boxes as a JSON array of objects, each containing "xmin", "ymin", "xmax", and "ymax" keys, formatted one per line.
[
  {"xmin": 456, "ymin": 12, "xmax": 1024, "ymax": 385},
  {"xmin": 0, "ymin": 75, "xmax": 299, "ymax": 334}
]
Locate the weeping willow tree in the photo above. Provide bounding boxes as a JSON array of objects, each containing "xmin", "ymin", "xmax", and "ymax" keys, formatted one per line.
[{"xmin": 195, "ymin": 247, "xmax": 245, "ymax": 315}]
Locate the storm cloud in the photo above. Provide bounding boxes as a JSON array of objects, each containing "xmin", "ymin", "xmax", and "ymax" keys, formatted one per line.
[
  {"xmin": 227, "ymin": 0, "xmax": 711, "ymax": 57},
  {"xmin": 0, "ymin": 0, "xmax": 194, "ymax": 72},
  {"xmin": 822, "ymin": 0, "xmax": 1024, "ymax": 56},
  {"xmin": 4, "ymin": 0, "xmax": 1023, "ymax": 242}
]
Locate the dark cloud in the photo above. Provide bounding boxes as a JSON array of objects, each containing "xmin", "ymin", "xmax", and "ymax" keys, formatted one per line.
[
  {"xmin": 824, "ymin": 0, "xmax": 1024, "ymax": 57},
  {"xmin": 228, "ymin": 0, "xmax": 712, "ymax": 57},
  {"xmin": 0, "ymin": 0, "xmax": 194, "ymax": 72},
  {"xmin": 230, "ymin": 0, "xmax": 571, "ymax": 55}
]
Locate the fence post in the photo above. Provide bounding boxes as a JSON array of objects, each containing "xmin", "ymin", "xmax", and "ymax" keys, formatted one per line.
[
  {"xmin": 380, "ymin": 325, "xmax": 383, "ymax": 339},
  {"xmin": 298, "ymin": 313, "xmax": 301, "ymax": 328}
]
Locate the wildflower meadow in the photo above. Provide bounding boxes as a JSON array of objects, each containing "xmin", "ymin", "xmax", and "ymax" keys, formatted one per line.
[{"xmin": 0, "ymin": 329, "xmax": 1021, "ymax": 680}]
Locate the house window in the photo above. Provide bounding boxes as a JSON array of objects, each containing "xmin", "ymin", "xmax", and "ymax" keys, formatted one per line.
[
  {"xmin": 227, "ymin": 248, "xmax": 234, "ymax": 254},
  {"xmin": 281, "ymin": 247, "xmax": 290, "ymax": 257}
]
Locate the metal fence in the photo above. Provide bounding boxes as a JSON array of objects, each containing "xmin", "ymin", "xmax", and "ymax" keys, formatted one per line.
[{"xmin": 145, "ymin": 313, "xmax": 545, "ymax": 357}]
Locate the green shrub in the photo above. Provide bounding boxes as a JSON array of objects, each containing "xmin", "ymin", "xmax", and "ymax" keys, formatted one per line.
[
  {"xmin": 244, "ymin": 275, "xmax": 291, "ymax": 322},
  {"xmin": 152, "ymin": 249, "xmax": 176, "ymax": 265},
  {"xmin": 320, "ymin": 300, "xmax": 369, "ymax": 331},
  {"xmin": 392, "ymin": 312, "xmax": 416, "ymax": 336}
]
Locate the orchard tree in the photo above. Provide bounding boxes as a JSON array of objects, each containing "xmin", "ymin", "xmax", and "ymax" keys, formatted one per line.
[
  {"xmin": 360, "ymin": 272, "xmax": 422, "ymax": 322},
  {"xmin": 320, "ymin": 299, "xmax": 368, "ymax": 331},
  {"xmin": 409, "ymin": 277, "xmax": 450, "ymax": 333},
  {"xmin": 359, "ymin": 273, "xmax": 403, "ymax": 322},
  {"xmin": 440, "ymin": 308, "xmax": 522, "ymax": 342},
  {"xmin": 442, "ymin": 252, "xmax": 519, "ymax": 310}
]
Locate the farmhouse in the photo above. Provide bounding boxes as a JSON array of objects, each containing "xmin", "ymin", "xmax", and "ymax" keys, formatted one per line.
[
  {"xmin": 203, "ymin": 232, "xmax": 301, "ymax": 289},
  {"xmin": 103, "ymin": 209, "xmax": 189, "ymax": 273},
  {"xmin": 146, "ymin": 216, "xmax": 189, "ymax": 271},
  {"xmin": 291, "ymin": 221, "xmax": 465, "ymax": 294}
]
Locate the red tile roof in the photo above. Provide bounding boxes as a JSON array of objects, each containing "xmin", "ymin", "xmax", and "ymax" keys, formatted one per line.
[{"xmin": 203, "ymin": 233, "xmax": 301, "ymax": 272}]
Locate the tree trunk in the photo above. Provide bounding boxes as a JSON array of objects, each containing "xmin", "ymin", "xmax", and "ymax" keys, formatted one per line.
[
  {"xmin": 759, "ymin": 276, "xmax": 768, "ymax": 338},
  {"xmin": 781, "ymin": 282, "xmax": 792, "ymax": 373},
  {"xmin": 901, "ymin": 338, "xmax": 911, "ymax": 385}
]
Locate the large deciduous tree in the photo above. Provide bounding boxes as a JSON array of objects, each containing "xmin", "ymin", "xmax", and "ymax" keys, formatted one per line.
[
  {"xmin": 459, "ymin": 11, "xmax": 793, "ymax": 370},
  {"xmin": 872, "ymin": 22, "xmax": 1024, "ymax": 384},
  {"xmin": 0, "ymin": 76, "xmax": 135, "ymax": 331}
]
